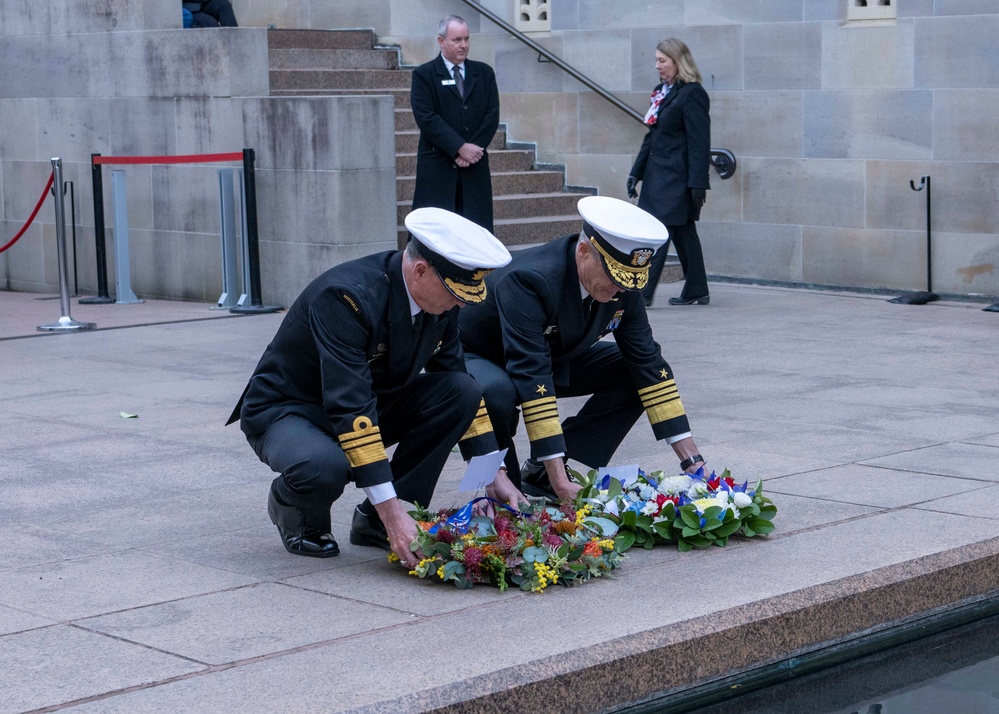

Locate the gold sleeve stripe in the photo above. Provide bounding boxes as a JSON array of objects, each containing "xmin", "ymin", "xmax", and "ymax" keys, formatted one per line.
[
  {"xmin": 522, "ymin": 396, "xmax": 556, "ymax": 413},
  {"xmin": 645, "ymin": 399, "xmax": 686, "ymax": 425},
  {"xmin": 339, "ymin": 416, "xmax": 389, "ymax": 468},
  {"xmin": 522, "ymin": 396, "xmax": 562, "ymax": 442},
  {"xmin": 639, "ymin": 380, "xmax": 686, "ymax": 424},
  {"xmin": 460, "ymin": 400, "xmax": 494, "ymax": 441},
  {"xmin": 638, "ymin": 380, "xmax": 678, "ymax": 397}
]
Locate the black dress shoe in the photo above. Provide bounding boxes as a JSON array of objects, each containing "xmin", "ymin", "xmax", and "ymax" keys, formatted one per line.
[
  {"xmin": 520, "ymin": 459, "xmax": 559, "ymax": 502},
  {"xmin": 668, "ymin": 295, "xmax": 710, "ymax": 305},
  {"xmin": 275, "ymin": 529, "xmax": 340, "ymax": 558},
  {"xmin": 349, "ymin": 506, "xmax": 391, "ymax": 551},
  {"xmin": 267, "ymin": 492, "xmax": 340, "ymax": 558}
]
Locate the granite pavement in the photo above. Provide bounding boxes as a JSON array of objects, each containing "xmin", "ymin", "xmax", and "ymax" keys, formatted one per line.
[{"xmin": 1, "ymin": 282, "xmax": 997, "ymax": 713}]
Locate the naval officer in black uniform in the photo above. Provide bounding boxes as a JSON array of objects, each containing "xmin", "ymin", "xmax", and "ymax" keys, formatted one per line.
[
  {"xmin": 228, "ymin": 209, "xmax": 522, "ymax": 566},
  {"xmin": 459, "ymin": 196, "xmax": 708, "ymax": 501}
]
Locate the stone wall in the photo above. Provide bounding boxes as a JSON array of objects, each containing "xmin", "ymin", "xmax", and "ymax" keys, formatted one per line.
[
  {"xmin": 0, "ymin": 1, "xmax": 396, "ymax": 307},
  {"xmin": 4, "ymin": 1, "xmax": 996, "ymax": 299},
  {"xmin": 225, "ymin": 0, "xmax": 999, "ymax": 298}
]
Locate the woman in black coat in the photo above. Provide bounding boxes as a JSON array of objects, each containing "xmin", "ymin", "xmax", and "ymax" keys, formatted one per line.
[{"xmin": 628, "ymin": 38, "xmax": 710, "ymax": 306}]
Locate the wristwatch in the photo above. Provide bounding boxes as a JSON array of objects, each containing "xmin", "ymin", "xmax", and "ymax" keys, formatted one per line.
[{"xmin": 679, "ymin": 454, "xmax": 704, "ymax": 470}]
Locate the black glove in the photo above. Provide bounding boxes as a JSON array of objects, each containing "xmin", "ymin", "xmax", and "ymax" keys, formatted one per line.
[
  {"xmin": 690, "ymin": 188, "xmax": 707, "ymax": 209},
  {"xmin": 626, "ymin": 176, "xmax": 639, "ymax": 199}
]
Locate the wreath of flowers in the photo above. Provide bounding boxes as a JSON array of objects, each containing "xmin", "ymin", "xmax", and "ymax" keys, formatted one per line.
[
  {"xmin": 391, "ymin": 499, "xmax": 624, "ymax": 593},
  {"xmin": 575, "ymin": 467, "xmax": 777, "ymax": 552}
]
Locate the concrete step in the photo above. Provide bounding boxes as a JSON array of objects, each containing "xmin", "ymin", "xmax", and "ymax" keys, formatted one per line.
[
  {"xmin": 268, "ymin": 48, "xmax": 399, "ymax": 71},
  {"xmin": 269, "ymin": 69, "xmax": 412, "ymax": 91},
  {"xmin": 394, "ymin": 149, "xmax": 533, "ymax": 177},
  {"xmin": 268, "ymin": 28, "xmax": 375, "ymax": 50},
  {"xmin": 270, "ymin": 87, "xmax": 413, "ymax": 107},
  {"xmin": 395, "ymin": 129, "xmax": 507, "ymax": 153},
  {"xmin": 395, "ymin": 191, "xmax": 588, "ymax": 225},
  {"xmin": 395, "ymin": 109, "xmax": 416, "ymax": 131},
  {"xmin": 491, "ymin": 191, "xmax": 586, "ymax": 220},
  {"xmin": 493, "ymin": 215, "xmax": 583, "ymax": 246},
  {"xmin": 396, "ymin": 170, "xmax": 567, "ymax": 202}
]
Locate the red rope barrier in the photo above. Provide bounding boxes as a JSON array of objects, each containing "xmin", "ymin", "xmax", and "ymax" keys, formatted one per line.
[
  {"xmin": 0, "ymin": 171, "xmax": 55, "ymax": 254},
  {"xmin": 93, "ymin": 152, "xmax": 244, "ymax": 165}
]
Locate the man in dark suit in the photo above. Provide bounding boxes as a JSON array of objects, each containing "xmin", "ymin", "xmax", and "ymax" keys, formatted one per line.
[
  {"xmin": 228, "ymin": 209, "xmax": 521, "ymax": 566},
  {"xmin": 410, "ymin": 15, "xmax": 500, "ymax": 232},
  {"xmin": 459, "ymin": 197, "xmax": 709, "ymax": 502}
]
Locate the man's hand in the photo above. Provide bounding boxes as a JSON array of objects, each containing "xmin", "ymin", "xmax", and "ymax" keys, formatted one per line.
[
  {"xmin": 457, "ymin": 143, "xmax": 484, "ymax": 165},
  {"xmin": 455, "ymin": 156, "xmax": 471, "ymax": 168},
  {"xmin": 627, "ymin": 176, "xmax": 639, "ymax": 199},
  {"xmin": 671, "ymin": 436, "xmax": 706, "ymax": 474},
  {"xmin": 486, "ymin": 468, "xmax": 530, "ymax": 510},
  {"xmin": 545, "ymin": 458, "xmax": 582, "ymax": 502},
  {"xmin": 373, "ymin": 498, "xmax": 421, "ymax": 568},
  {"xmin": 690, "ymin": 188, "xmax": 707, "ymax": 209}
]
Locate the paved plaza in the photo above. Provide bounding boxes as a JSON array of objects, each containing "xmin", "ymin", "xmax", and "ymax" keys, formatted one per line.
[{"xmin": 1, "ymin": 283, "xmax": 997, "ymax": 713}]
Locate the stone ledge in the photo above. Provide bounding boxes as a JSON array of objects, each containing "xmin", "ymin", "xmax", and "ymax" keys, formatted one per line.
[{"xmin": 349, "ymin": 537, "xmax": 999, "ymax": 713}]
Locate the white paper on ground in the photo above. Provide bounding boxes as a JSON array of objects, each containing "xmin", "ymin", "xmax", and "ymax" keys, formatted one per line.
[{"xmin": 458, "ymin": 448, "xmax": 508, "ymax": 492}]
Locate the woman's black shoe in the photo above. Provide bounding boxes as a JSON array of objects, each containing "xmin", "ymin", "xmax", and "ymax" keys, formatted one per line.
[{"xmin": 668, "ymin": 295, "xmax": 709, "ymax": 305}]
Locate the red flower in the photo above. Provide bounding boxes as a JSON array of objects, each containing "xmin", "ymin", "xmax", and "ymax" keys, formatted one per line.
[
  {"xmin": 464, "ymin": 546, "xmax": 483, "ymax": 570},
  {"xmin": 543, "ymin": 533, "xmax": 564, "ymax": 549},
  {"xmin": 435, "ymin": 527, "xmax": 456, "ymax": 544},
  {"xmin": 583, "ymin": 541, "xmax": 602, "ymax": 557}
]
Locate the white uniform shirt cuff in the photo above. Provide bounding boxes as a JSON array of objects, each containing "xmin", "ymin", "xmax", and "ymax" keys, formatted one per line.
[
  {"xmin": 666, "ymin": 432, "xmax": 692, "ymax": 445},
  {"xmin": 362, "ymin": 482, "xmax": 397, "ymax": 505}
]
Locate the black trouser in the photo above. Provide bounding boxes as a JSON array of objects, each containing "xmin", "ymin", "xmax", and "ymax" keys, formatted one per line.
[
  {"xmin": 189, "ymin": 0, "xmax": 238, "ymax": 27},
  {"xmin": 465, "ymin": 342, "xmax": 644, "ymax": 485},
  {"xmin": 644, "ymin": 220, "xmax": 708, "ymax": 301},
  {"xmin": 247, "ymin": 372, "xmax": 482, "ymax": 533}
]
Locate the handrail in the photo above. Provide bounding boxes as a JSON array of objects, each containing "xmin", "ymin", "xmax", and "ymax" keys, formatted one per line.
[
  {"xmin": 455, "ymin": 0, "xmax": 736, "ymax": 179},
  {"xmin": 458, "ymin": 0, "xmax": 644, "ymax": 123}
]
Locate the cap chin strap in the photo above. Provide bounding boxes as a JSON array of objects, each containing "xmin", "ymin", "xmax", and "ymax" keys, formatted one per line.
[{"xmin": 588, "ymin": 236, "xmax": 648, "ymax": 290}]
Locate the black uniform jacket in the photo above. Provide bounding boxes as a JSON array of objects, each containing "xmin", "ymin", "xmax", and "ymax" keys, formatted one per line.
[
  {"xmin": 228, "ymin": 251, "xmax": 496, "ymax": 488},
  {"xmin": 630, "ymin": 80, "xmax": 711, "ymax": 226},
  {"xmin": 459, "ymin": 235, "xmax": 691, "ymax": 458},
  {"xmin": 410, "ymin": 54, "xmax": 500, "ymax": 231}
]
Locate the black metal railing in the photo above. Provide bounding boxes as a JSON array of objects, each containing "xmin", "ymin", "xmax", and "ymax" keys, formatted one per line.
[{"xmin": 457, "ymin": 0, "xmax": 737, "ymax": 179}]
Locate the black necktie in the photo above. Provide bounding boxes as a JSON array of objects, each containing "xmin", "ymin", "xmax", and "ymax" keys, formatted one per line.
[
  {"xmin": 453, "ymin": 65, "xmax": 464, "ymax": 98},
  {"xmin": 583, "ymin": 296, "xmax": 596, "ymax": 325}
]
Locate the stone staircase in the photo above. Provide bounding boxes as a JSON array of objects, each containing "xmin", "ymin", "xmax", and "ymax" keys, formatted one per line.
[{"xmin": 267, "ymin": 29, "xmax": 593, "ymax": 249}]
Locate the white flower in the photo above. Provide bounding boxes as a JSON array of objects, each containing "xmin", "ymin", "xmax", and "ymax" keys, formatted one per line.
[
  {"xmin": 638, "ymin": 484, "xmax": 656, "ymax": 501},
  {"xmin": 733, "ymin": 492, "xmax": 753, "ymax": 508},
  {"xmin": 626, "ymin": 492, "xmax": 641, "ymax": 503},
  {"xmin": 658, "ymin": 475, "xmax": 692, "ymax": 495},
  {"xmin": 687, "ymin": 482, "xmax": 710, "ymax": 499},
  {"xmin": 640, "ymin": 500, "xmax": 659, "ymax": 516}
]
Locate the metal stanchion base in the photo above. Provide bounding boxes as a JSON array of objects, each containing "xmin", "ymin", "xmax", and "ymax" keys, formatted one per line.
[
  {"xmin": 888, "ymin": 291, "xmax": 940, "ymax": 305},
  {"xmin": 79, "ymin": 296, "xmax": 115, "ymax": 305},
  {"xmin": 230, "ymin": 304, "xmax": 283, "ymax": 315},
  {"xmin": 984, "ymin": 304, "xmax": 999, "ymax": 313},
  {"xmin": 38, "ymin": 316, "xmax": 97, "ymax": 332}
]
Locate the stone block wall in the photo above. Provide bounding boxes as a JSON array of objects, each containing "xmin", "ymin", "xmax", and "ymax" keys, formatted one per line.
[
  {"xmin": 223, "ymin": 0, "xmax": 999, "ymax": 298},
  {"xmin": 0, "ymin": 4, "xmax": 397, "ymax": 307},
  {"xmin": 5, "ymin": 0, "xmax": 997, "ymax": 299}
]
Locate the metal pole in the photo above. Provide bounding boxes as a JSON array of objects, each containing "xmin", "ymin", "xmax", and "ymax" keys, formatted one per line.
[
  {"xmin": 38, "ymin": 158, "xmax": 96, "ymax": 332},
  {"xmin": 111, "ymin": 169, "xmax": 142, "ymax": 304},
  {"xmin": 79, "ymin": 153, "xmax": 113, "ymax": 304},
  {"xmin": 215, "ymin": 168, "xmax": 239, "ymax": 309},
  {"xmin": 924, "ymin": 175, "xmax": 932, "ymax": 293},
  {"xmin": 230, "ymin": 148, "xmax": 282, "ymax": 314},
  {"xmin": 69, "ymin": 181, "xmax": 78, "ymax": 296}
]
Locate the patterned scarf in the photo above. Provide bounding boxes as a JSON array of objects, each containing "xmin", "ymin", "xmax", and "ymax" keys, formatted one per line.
[{"xmin": 643, "ymin": 85, "xmax": 670, "ymax": 126}]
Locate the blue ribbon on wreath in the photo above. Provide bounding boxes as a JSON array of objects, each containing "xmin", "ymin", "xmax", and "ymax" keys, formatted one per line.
[{"xmin": 427, "ymin": 496, "xmax": 532, "ymax": 535}]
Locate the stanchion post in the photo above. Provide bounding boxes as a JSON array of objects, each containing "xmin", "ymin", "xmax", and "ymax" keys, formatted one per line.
[
  {"xmin": 79, "ymin": 153, "xmax": 114, "ymax": 304},
  {"xmin": 38, "ymin": 158, "xmax": 96, "ymax": 332},
  {"xmin": 888, "ymin": 175, "xmax": 939, "ymax": 305},
  {"xmin": 230, "ymin": 148, "xmax": 282, "ymax": 314}
]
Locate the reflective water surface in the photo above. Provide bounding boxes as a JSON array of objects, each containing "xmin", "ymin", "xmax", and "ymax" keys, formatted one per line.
[{"xmin": 686, "ymin": 615, "xmax": 999, "ymax": 714}]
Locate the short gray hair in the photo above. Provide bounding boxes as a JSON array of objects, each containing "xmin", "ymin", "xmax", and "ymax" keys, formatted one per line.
[{"xmin": 438, "ymin": 15, "xmax": 467, "ymax": 38}]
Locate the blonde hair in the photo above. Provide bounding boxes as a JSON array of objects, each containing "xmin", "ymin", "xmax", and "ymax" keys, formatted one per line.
[{"xmin": 656, "ymin": 38, "xmax": 701, "ymax": 84}]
